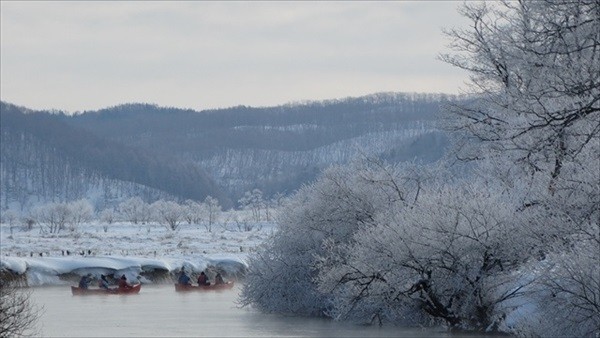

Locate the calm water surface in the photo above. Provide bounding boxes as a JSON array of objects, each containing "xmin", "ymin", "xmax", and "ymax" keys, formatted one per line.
[{"xmin": 31, "ymin": 285, "xmax": 456, "ymax": 337}]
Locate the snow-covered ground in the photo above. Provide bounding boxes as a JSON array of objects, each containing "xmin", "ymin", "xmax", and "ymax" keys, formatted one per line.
[{"xmin": 0, "ymin": 216, "xmax": 275, "ymax": 286}]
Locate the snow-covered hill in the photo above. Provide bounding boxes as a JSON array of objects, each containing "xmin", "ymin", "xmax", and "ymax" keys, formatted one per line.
[{"xmin": 1, "ymin": 92, "xmax": 456, "ymax": 211}]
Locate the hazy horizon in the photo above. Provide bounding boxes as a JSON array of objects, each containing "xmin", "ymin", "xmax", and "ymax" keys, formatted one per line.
[{"xmin": 1, "ymin": 1, "xmax": 470, "ymax": 114}]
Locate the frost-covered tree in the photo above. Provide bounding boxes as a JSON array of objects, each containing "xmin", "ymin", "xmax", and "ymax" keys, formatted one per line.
[
  {"xmin": 241, "ymin": 1, "xmax": 598, "ymax": 335},
  {"xmin": 240, "ymin": 160, "xmax": 428, "ymax": 317},
  {"xmin": 505, "ymin": 177, "xmax": 600, "ymax": 336},
  {"xmin": 441, "ymin": 0, "xmax": 599, "ymax": 193},
  {"xmin": 441, "ymin": 1, "xmax": 600, "ymax": 335},
  {"xmin": 238, "ymin": 189, "xmax": 264, "ymax": 222},
  {"xmin": 514, "ymin": 237, "xmax": 600, "ymax": 337},
  {"xmin": 266, "ymin": 192, "xmax": 286, "ymax": 222},
  {"xmin": 0, "ymin": 209, "xmax": 18, "ymax": 226},
  {"xmin": 316, "ymin": 176, "xmax": 534, "ymax": 330},
  {"xmin": 118, "ymin": 197, "xmax": 148, "ymax": 225},
  {"xmin": 1, "ymin": 210, "xmax": 19, "ymax": 236},
  {"xmin": 33, "ymin": 202, "xmax": 70, "ymax": 234},
  {"xmin": 99, "ymin": 208, "xmax": 116, "ymax": 225},
  {"xmin": 151, "ymin": 200, "xmax": 183, "ymax": 231},
  {"xmin": 99, "ymin": 208, "xmax": 117, "ymax": 232},
  {"xmin": 182, "ymin": 199, "xmax": 203, "ymax": 225},
  {"xmin": 67, "ymin": 199, "xmax": 94, "ymax": 231}
]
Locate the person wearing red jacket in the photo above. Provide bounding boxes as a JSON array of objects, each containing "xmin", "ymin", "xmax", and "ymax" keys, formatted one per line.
[
  {"xmin": 197, "ymin": 271, "xmax": 210, "ymax": 286},
  {"xmin": 118, "ymin": 275, "xmax": 133, "ymax": 290}
]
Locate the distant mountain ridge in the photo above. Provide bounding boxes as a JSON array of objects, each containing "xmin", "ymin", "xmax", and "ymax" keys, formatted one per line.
[{"xmin": 0, "ymin": 92, "xmax": 454, "ymax": 211}]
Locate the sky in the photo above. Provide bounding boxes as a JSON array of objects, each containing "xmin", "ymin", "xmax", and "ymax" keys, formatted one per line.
[{"xmin": 1, "ymin": 1, "xmax": 471, "ymax": 113}]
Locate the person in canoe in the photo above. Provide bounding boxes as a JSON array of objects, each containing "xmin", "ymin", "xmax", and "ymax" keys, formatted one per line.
[
  {"xmin": 197, "ymin": 271, "xmax": 210, "ymax": 286},
  {"xmin": 118, "ymin": 274, "xmax": 133, "ymax": 290},
  {"xmin": 214, "ymin": 272, "xmax": 225, "ymax": 285},
  {"xmin": 78, "ymin": 273, "xmax": 92, "ymax": 289},
  {"xmin": 98, "ymin": 274, "xmax": 111, "ymax": 290},
  {"xmin": 177, "ymin": 268, "xmax": 192, "ymax": 286}
]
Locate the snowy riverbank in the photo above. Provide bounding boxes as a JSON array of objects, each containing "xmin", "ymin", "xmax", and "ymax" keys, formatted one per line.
[{"xmin": 0, "ymin": 219, "xmax": 274, "ymax": 286}]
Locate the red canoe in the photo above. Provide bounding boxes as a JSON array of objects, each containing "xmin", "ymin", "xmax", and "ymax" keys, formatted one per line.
[
  {"xmin": 71, "ymin": 284, "xmax": 142, "ymax": 295},
  {"xmin": 174, "ymin": 282, "xmax": 234, "ymax": 292}
]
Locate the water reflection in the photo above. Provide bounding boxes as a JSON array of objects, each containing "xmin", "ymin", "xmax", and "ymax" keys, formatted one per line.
[{"xmin": 31, "ymin": 285, "xmax": 452, "ymax": 337}]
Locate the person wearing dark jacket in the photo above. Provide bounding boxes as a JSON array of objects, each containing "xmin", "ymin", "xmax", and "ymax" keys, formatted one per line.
[
  {"xmin": 214, "ymin": 272, "xmax": 225, "ymax": 285},
  {"xmin": 178, "ymin": 269, "xmax": 191, "ymax": 285},
  {"xmin": 98, "ymin": 274, "xmax": 111, "ymax": 289},
  {"xmin": 79, "ymin": 274, "xmax": 92, "ymax": 289}
]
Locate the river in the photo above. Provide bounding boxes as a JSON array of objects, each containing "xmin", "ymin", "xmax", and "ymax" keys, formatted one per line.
[{"xmin": 30, "ymin": 284, "xmax": 459, "ymax": 337}]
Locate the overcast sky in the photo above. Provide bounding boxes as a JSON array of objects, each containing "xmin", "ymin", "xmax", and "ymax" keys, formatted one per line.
[{"xmin": 1, "ymin": 1, "xmax": 470, "ymax": 113}]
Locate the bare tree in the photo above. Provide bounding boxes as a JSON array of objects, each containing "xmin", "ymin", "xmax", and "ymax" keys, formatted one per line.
[
  {"xmin": 267, "ymin": 192, "xmax": 286, "ymax": 222},
  {"xmin": 33, "ymin": 202, "xmax": 70, "ymax": 234},
  {"xmin": 1, "ymin": 210, "xmax": 19, "ymax": 236},
  {"xmin": 203, "ymin": 196, "xmax": 221, "ymax": 231},
  {"xmin": 0, "ymin": 281, "xmax": 42, "ymax": 337},
  {"xmin": 238, "ymin": 189, "xmax": 265, "ymax": 222},
  {"xmin": 182, "ymin": 200, "xmax": 199, "ymax": 225}
]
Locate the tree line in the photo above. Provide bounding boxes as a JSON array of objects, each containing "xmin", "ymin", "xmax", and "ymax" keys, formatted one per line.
[
  {"xmin": 59, "ymin": 93, "xmax": 450, "ymax": 200},
  {"xmin": 2, "ymin": 188, "xmax": 283, "ymax": 235}
]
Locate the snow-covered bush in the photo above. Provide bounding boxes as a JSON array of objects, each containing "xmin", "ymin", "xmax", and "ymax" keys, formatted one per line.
[
  {"xmin": 507, "ymin": 167, "xmax": 600, "ymax": 337},
  {"xmin": 519, "ymin": 236, "xmax": 600, "ymax": 337},
  {"xmin": 240, "ymin": 160, "xmax": 429, "ymax": 317},
  {"xmin": 316, "ymin": 177, "xmax": 534, "ymax": 330},
  {"xmin": 21, "ymin": 217, "xmax": 35, "ymax": 232},
  {"xmin": 242, "ymin": 154, "xmax": 597, "ymax": 333}
]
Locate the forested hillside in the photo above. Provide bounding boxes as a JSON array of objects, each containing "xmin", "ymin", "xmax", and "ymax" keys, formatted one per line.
[
  {"xmin": 1, "ymin": 92, "xmax": 453, "ymax": 212},
  {"xmin": 62, "ymin": 92, "xmax": 452, "ymax": 199},
  {"xmin": 0, "ymin": 102, "xmax": 225, "ymax": 211}
]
